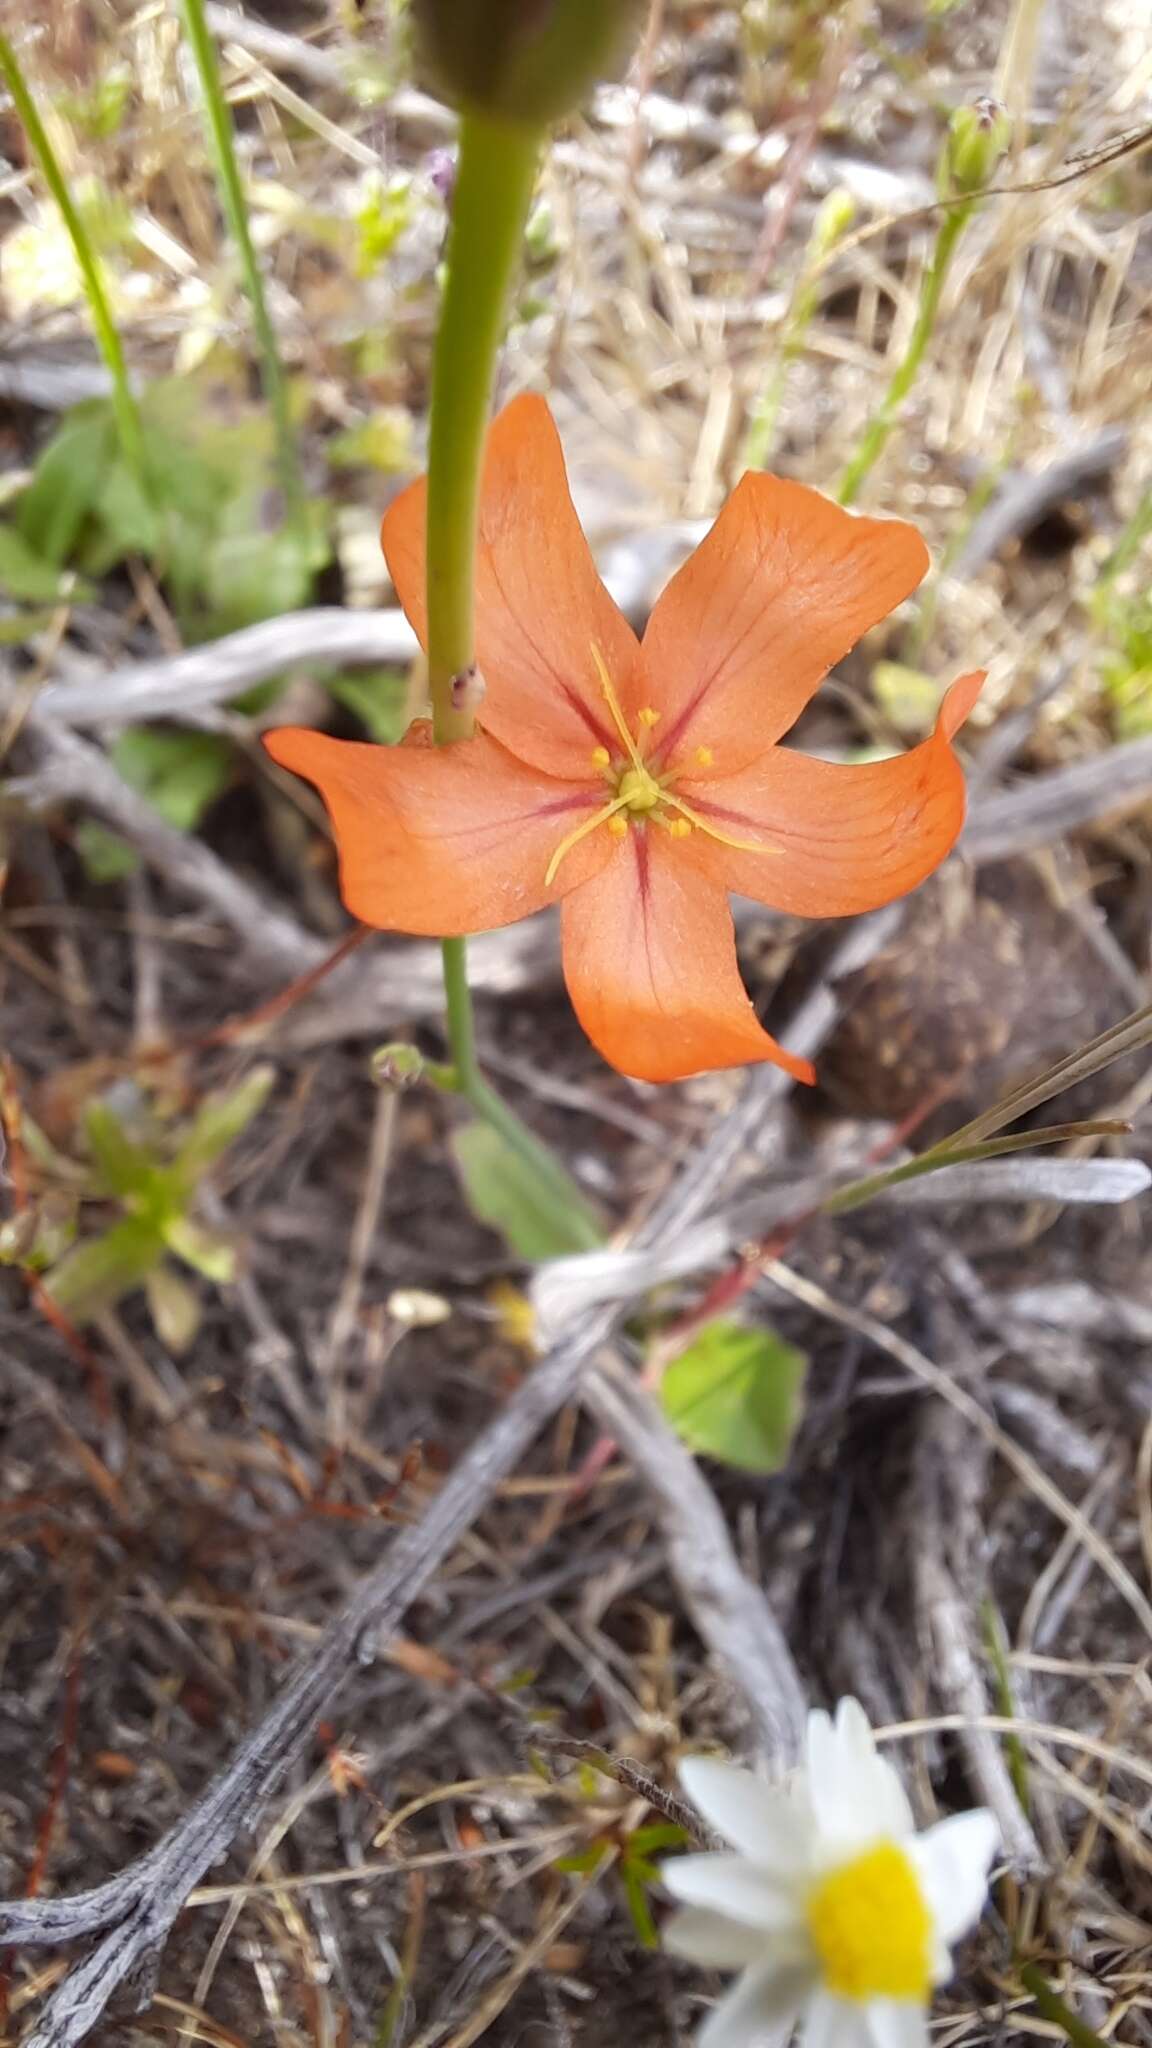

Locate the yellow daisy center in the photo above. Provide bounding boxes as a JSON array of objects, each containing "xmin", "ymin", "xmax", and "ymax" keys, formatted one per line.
[{"xmin": 805, "ymin": 1842, "xmax": 932, "ymax": 2002}]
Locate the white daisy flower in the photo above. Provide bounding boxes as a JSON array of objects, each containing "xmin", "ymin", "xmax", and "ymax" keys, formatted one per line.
[{"xmin": 662, "ymin": 1697, "xmax": 999, "ymax": 2048}]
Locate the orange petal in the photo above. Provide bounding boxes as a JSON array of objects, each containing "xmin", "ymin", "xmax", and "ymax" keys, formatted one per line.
[
  {"xmin": 674, "ymin": 671, "xmax": 984, "ymax": 918},
  {"xmin": 264, "ymin": 726, "xmax": 611, "ymax": 936},
  {"xmin": 560, "ymin": 824, "xmax": 815, "ymax": 1085},
  {"xmin": 639, "ymin": 474, "xmax": 930, "ymax": 777},
  {"xmin": 382, "ymin": 395, "xmax": 641, "ymax": 778}
]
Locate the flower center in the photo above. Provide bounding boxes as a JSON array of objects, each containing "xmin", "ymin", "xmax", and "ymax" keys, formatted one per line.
[
  {"xmin": 542, "ymin": 644, "xmax": 780, "ymax": 887},
  {"xmin": 617, "ymin": 764, "xmax": 661, "ymax": 812},
  {"xmin": 805, "ymin": 1841, "xmax": 932, "ymax": 2002}
]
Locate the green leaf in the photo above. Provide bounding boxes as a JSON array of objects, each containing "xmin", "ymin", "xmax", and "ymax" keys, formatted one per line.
[
  {"xmin": 201, "ymin": 501, "xmax": 329, "ymax": 631},
  {"xmin": 83, "ymin": 1100, "xmax": 166, "ymax": 1208},
  {"xmin": 163, "ymin": 1214, "xmax": 237, "ymax": 1282},
  {"xmin": 43, "ymin": 1216, "xmax": 165, "ymax": 1321},
  {"xmin": 110, "ymin": 728, "xmax": 234, "ymax": 833},
  {"xmin": 661, "ymin": 1318, "xmax": 807, "ymax": 1473},
  {"xmin": 145, "ymin": 1261, "xmax": 203, "ymax": 1354},
  {"xmin": 0, "ymin": 525, "xmax": 89, "ymax": 603},
  {"xmin": 451, "ymin": 1118, "xmax": 602, "ymax": 1259},
  {"xmin": 15, "ymin": 403, "xmax": 117, "ymax": 565},
  {"xmin": 327, "ymin": 668, "xmax": 410, "ymax": 743},
  {"xmin": 172, "ymin": 1066, "xmax": 275, "ymax": 1186},
  {"xmin": 72, "ymin": 820, "xmax": 139, "ymax": 883}
]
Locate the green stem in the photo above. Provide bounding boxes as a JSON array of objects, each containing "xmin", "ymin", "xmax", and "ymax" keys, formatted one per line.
[
  {"xmin": 425, "ymin": 109, "xmax": 542, "ymax": 744},
  {"xmin": 178, "ymin": 0, "xmax": 304, "ymax": 524},
  {"xmin": 1018, "ymin": 1966, "xmax": 1110, "ymax": 2048},
  {"xmin": 426, "ymin": 112, "xmax": 599, "ymax": 1244},
  {"xmin": 0, "ymin": 31, "xmax": 149, "ymax": 498},
  {"xmin": 837, "ymin": 202, "xmax": 970, "ymax": 507}
]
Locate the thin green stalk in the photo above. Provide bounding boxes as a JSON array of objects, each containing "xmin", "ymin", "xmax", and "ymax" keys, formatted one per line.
[
  {"xmin": 837, "ymin": 201, "xmax": 970, "ymax": 506},
  {"xmin": 178, "ymin": 0, "xmax": 304, "ymax": 524},
  {"xmin": 425, "ymin": 110, "xmax": 541, "ymax": 743},
  {"xmin": 426, "ymin": 112, "xmax": 599, "ymax": 1242},
  {"xmin": 0, "ymin": 30, "xmax": 149, "ymax": 497},
  {"xmin": 1018, "ymin": 1966, "xmax": 1111, "ymax": 2048}
]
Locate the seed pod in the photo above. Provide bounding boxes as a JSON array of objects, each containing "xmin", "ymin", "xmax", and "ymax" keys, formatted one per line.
[
  {"xmin": 938, "ymin": 96, "xmax": 1012, "ymax": 200},
  {"xmin": 413, "ymin": 0, "xmax": 646, "ymax": 125}
]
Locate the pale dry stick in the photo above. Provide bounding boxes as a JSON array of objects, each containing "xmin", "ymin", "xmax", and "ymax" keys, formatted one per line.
[
  {"xmin": 587, "ymin": 1359, "xmax": 806, "ymax": 1759},
  {"xmin": 1016, "ymin": 1465, "xmax": 1119, "ymax": 1656},
  {"xmin": 883, "ymin": 1712, "xmax": 1152, "ymax": 1805},
  {"xmin": 918, "ymin": 1547, "xmax": 1041, "ymax": 1874},
  {"xmin": 763, "ymin": 1261, "xmax": 1152, "ymax": 1642}
]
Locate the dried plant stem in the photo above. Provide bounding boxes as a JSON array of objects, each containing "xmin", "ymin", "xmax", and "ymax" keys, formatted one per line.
[
  {"xmin": 178, "ymin": 0, "xmax": 305, "ymax": 524},
  {"xmin": 837, "ymin": 201, "xmax": 970, "ymax": 505},
  {"xmin": 0, "ymin": 31, "xmax": 149, "ymax": 499}
]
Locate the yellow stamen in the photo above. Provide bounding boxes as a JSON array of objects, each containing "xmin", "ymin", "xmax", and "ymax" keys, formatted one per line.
[
  {"xmin": 695, "ymin": 745, "xmax": 714, "ymax": 767},
  {"xmin": 591, "ymin": 745, "xmax": 611, "ymax": 768},
  {"xmin": 806, "ymin": 1841, "xmax": 932, "ymax": 2001},
  {"xmin": 590, "ymin": 643, "xmax": 645, "ymax": 771},
  {"xmin": 608, "ymin": 815, "xmax": 629, "ymax": 837},
  {"xmin": 638, "ymin": 706, "xmax": 661, "ymax": 728},
  {"xmin": 667, "ymin": 817, "xmax": 693, "ymax": 838},
  {"xmin": 618, "ymin": 765, "xmax": 662, "ymax": 813},
  {"xmin": 545, "ymin": 795, "xmax": 629, "ymax": 887},
  {"xmin": 663, "ymin": 792, "xmax": 775, "ymax": 856}
]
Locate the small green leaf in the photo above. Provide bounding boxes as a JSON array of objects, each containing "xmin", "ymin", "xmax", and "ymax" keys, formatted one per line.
[
  {"xmin": 16, "ymin": 403, "xmax": 117, "ymax": 565},
  {"xmin": 43, "ymin": 1216, "xmax": 165, "ymax": 1320},
  {"xmin": 145, "ymin": 1261, "xmax": 203, "ymax": 1354},
  {"xmin": 0, "ymin": 525, "xmax": 88, "ymax": 603},
  {"xmin": 660, "ymin": 1318, "xmax": 807, "ymax": 1473},
  {"xmin": 73, "ymin": 819, "xmax": 139, "ymax": 882},
  {"xmin": 621, "ymin": 1857, "xmax": 660, "ymax": 1949},
  {"xmin": 163, "ymin": 1214, "xmax": 237, "ymax": 1283},
  {"xmin": 451, "ymin": 1118, "xmax": 602, "ymax": 1259},
  {"xmin": 83, "ymin": 1101, "xmax": 165, "ymax": 1208},
  {"xmin": 172, "ymin": 1066, "xmax": 275, "ymax": 1186},
  {"xmin": 111, "ymin": 728, "xmax": 234, "ymax": 834},
  {"xmin": 328, "ymin": 668, "xmax": 410, "ymax": 743}
]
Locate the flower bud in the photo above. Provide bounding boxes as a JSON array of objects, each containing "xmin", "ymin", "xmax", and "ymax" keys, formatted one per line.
[
  {"xmin": 938, "ymin": 97, "xmax": 1012, "ymax": 200},
  {"xmin": 412, "ymin": 0, "xmax": 646, "ymax": 126}
]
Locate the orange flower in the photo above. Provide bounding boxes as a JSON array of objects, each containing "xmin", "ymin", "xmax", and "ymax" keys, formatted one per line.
[{"xmin": 266, "ymin": 398, "xmax": 983, "ymax": 1085}]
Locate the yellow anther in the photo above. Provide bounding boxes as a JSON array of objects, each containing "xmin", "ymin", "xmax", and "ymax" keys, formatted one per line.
[
  {"xmin": 806, "ymin": 1842, "xmax": 931, "ymax": 2002},
  {"xmin": 668, "ymin": 817, "xmax": 693, "ymax": 839},
  {"xmin": 638, "ymin": 706, "xmax": 661, "ymax": 728},
  {"xmin": 695, "ymin": 745, "xmax": 714, "ymax": 767},
  {"xmin": 618, "ymin": 766, "xmax": 661, "ymax": 813},
  {"xmin": 608, "ymin": 815, "xmax": 629, "ymax": 837},
  {"xmin": 590, "ymin": 745, "xmax": 612, "ymax": 768}
]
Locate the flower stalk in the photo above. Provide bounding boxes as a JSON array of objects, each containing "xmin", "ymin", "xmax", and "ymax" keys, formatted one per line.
[
  {"xmin": 0, "ymin": 29, "xmax": 150, "ymax": 503},
  {"xmin": 425, "ymin": 111, "xmax": 541, "ymax": 744},
  {"xmin": 178, "ymin": 0, "xmax": 305, "ymax": 527},
  {"xmin": 836, "ymin": 199, "xmax": 969, "ymax": 507},
  {"xmin": 421, "ymin": 111, "xmax": 600, "ymax": 1235}
]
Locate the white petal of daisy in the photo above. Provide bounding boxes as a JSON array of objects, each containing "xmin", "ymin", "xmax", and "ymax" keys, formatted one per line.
[
  {"xmin": 663, "ymin": 1907, "xmax": 772, "ymax": 1970},
  {"xmin": 698, "ymin": 1963, "xmax": 813, "ymax": 2048},
  {"xmin": 679, "ymin": 1758, "xmax": 813, "ymax": 1872},
  {"xmin": 909, "ymin": 1808, "xmax": 999, "ymax": 1953},
  {"xmin": 807, "ymin": 1701, "xmax": 915, "ymax": 1856},
  {"xmin": 662, "ymin": 1853, "xmax": 803, "ymax": 1930},
  {"xmin": 803, "ymin": 1987, "xmax": 867, "ymax": 2048},
  {"xmin": 864, "ymin": 1999, "xmax": 930, "ymax": 2048}
]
